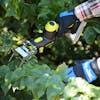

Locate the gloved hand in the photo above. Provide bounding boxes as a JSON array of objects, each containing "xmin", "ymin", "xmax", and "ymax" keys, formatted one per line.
[
  {"xmin": 56, "ymin": 10, "xmax": 80, "ymax": 35},
  {"xmin": 65, "ymin": 57, "xmax": 100, "ymax": 83}
]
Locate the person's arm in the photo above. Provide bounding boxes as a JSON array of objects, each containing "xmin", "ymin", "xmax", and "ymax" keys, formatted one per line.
[
  {"xmin": 75, "ymin": 0, "xmax": 100, "ymax": 21},
  {"xmin": 65, "ymin": 57, "xmax": 100, "ymax": 83},
  {"xmin": 56, "ymin": 0, "xmax": 100, "ymax": 35}
]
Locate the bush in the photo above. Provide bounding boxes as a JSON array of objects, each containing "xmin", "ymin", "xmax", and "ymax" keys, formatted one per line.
[{"xmin": 0, "ymin": 0, "xmax": 100, "ymax": 99}]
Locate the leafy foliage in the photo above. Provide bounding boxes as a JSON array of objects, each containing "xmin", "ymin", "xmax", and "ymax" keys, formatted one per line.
[
  {"xmin": 64, "ymin": 78, "xmax": 100, "ymax": 100},
  {"xmin": 0, "ymin": 0, "xmax": 100, "ymax": 99},
  {"xmin": 0, "ymin": 58, "xmax": 67, "ymax": 100},
  {"xmin": 84, "ymin": 18, "xmax": 100, "ymax": 44}
]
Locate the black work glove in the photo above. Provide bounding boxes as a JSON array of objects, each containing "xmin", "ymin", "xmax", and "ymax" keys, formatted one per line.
[{"xmin": 56, "ymin": 10, "xmax": 80, "ymax": 35}]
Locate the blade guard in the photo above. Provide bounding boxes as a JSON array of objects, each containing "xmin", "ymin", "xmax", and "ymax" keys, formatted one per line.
[{"xmin": 65, "ymin": 21, "xmax": 87, "ymax": 44}]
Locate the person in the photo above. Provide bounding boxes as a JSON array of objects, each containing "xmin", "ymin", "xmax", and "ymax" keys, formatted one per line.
[{"xmin": 55, "ymin": 0, "xmax": 100, "ymax": 83}]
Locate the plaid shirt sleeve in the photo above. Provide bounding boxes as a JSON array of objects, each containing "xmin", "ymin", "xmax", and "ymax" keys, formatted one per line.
[{"xmin": 75, "ymin": 0, "xmax": 100, "ymax": 21}]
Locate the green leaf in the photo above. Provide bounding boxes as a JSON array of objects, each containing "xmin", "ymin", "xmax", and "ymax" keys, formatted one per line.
[
  {"xmin": 97, "ymin": 35, "xmax": 100, "ymax": 47},
  {"xmin": 5, "ymin": 71, "xmax": 14, "ymax": 85},
  {"xmin": 93, "ymin": 25, "xmax": 100, "ymax": 34},
  {"xmin": 1, "ymin": 0, "xmax": 24, "ymax": 20},
  {"xmin": 33, "ymin": 73, "xmax": 50, "ymax": 98},
  {"xmin": 19, "ymin": 78, "xmax": 26, "ymax": 90},
  {"xmin": 46, "ymin": 74, "xmax": 61, "ymax": 87},
  {"xmin": 47, "ymin": 82, "xmax": 64, "ymax": 100},
  {"xmin": 0, "ymin": 30, "xmax": 16, "ymax": 55},
  {"xmin": 5, "ymin": 67, "xmax": 25, "ymax": 85},
  {"xmin": 0, "ymin": 18, "xmax": 5, "ymax": 27},
  {"xmin": 84, "ymin": 26, "xmax": 96, "ymax": 44},
  {"xmin": 56, "ymin": 63, "xmax": 68, "ymax": 81},
  {"xmin": 64, "ymin": 78, "xmax": 100, "ymax": 99},
  {"xmin": 21, "ymin": 3, "xmax": 35, "ymax": 19},
  {"xmin": 1, "ymin": 82, "xmax": 11, "ymax": 95},
  {"xmin": 12, "ymin": 81, "xmax": 20, "ymax": 92},
  {"xmin": 38, "ymin": 8, "xmax": 51, "ymax": 19},
  {"xmin": 0, "ymin": 65, "xmax": 10, "ymax": 78},
  {"xmin": 38, "ymin": 0, "xmax": 50, "ymax": 6}
]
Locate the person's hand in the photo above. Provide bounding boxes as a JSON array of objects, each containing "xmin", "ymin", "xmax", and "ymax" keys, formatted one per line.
[
  {"xmin": 56, "ymin": 10, "xmax": 80, "ymax": 35},
  {"xmin": 66, "ymin": 58, "xmax": 100, "ymax": 83}
]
